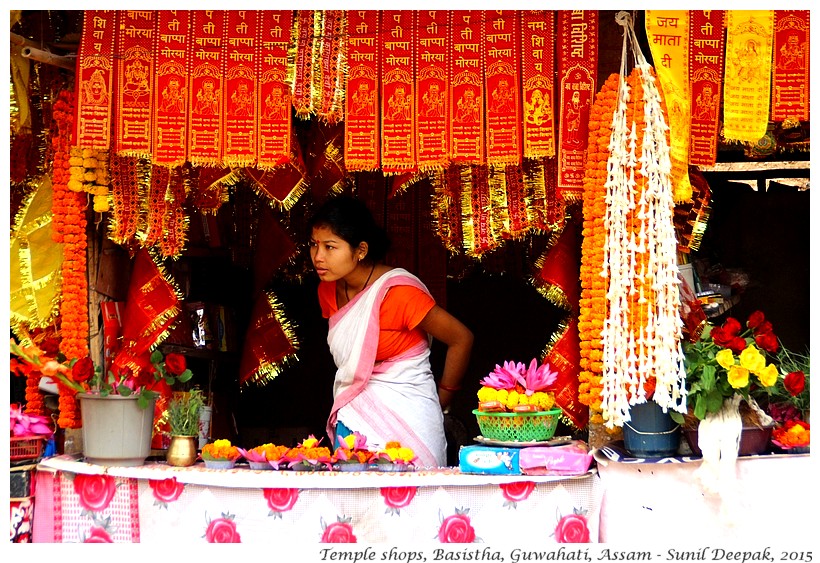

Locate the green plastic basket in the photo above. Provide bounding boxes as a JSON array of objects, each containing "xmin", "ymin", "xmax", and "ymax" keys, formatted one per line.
[{"xmin": 473, "ymin": 408, "xmax": 562, "ymax": 442}]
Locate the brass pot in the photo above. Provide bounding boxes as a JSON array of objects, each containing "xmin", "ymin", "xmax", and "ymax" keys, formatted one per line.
[{"xmin": 166, "ymin": 435, "xmax": 197, "ymax": 467}]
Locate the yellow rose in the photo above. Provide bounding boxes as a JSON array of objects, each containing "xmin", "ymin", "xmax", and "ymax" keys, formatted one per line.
[
  {"xmin": 739, "ymin": 345, "xmax": 765, "ymax": 374},
  {"xmin": 727, "ymin": 365, "xmax": 750, "ymax": 389},
  {"xmin": 756, "ymin": 364, "xmax": 779, "ymax": 388},
  {"xmin": 715, "ymin": 349, "xmax": 736, "ymax": 370}
]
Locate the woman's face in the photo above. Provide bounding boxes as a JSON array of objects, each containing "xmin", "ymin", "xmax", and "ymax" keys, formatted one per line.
[{"xmin": 309, "ymin": 225, "xmax": 359, "ymax": 282}]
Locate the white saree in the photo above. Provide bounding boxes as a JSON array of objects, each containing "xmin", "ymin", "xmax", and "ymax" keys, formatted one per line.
[{"xmin": 325, "ymin": 268, "xmax": 446, "ymax": 468}]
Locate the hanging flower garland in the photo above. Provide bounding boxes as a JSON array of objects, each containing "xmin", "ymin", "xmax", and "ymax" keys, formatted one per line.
[
  {"xmin": 51, "ymin": 87, "xmax": 87, "ymax": 429},
  {"xmin": 598, "ymin": 13, "xmax": 687, "ymax": 428},
  {"xmin": 578, "ymin": 73, "xmax": 619, "ymax": 426},
  {"xmin": 68, "ymin": 147, "xmax": 110, "ymax": 213}
]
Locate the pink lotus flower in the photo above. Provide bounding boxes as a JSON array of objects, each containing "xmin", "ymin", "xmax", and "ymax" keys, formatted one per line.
[
  {"xmin": 523, "ymin": 358, "xmax": 558, "ymax": 395},
  {"xmin": 480, "ymin": 361, "xmax": 523, "ymax": 390},
  {"xmin": 236, "ymin": 447, "xmax": 267, "ymax": 463},
  {"xmin": 10, "ymin": 404, "xmax": 53, "ymax": 438}
]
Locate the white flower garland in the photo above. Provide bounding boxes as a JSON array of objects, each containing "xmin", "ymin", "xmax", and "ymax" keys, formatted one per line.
[{"xmin": 600, "ymin": 13, "xmax": 686, "ymax": 428}]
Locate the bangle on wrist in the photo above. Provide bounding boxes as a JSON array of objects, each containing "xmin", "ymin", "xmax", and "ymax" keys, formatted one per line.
[{"xmin": 438, "ymin": 382, "xmax": 461, "ymax": 392}]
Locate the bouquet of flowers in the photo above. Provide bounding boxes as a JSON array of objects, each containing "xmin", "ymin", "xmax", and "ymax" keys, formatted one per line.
[
  {"xmin": 371, "ymin": 441, "xmax": 418, "ymax": 470},
  {"xmin": 754, "ymin": 345, "xmax": 810, "ymax": 425},
  {"xmin": 332, "ymin": 432, "xmax": 373, "ymax": 468},
  {"xmin": 237, "ymin": 443, "xmax": 291, "ymax": 470},
  {"xmin": 476, "ymin": 359, "xmax": 558, "ymax": 412},
  {"xmin": 10, "ymin": 338, "xmax": 193, "ymax": 410},
  {"xmin": 201, "ymin": 439, "xmax": 241, "ymax": 462}
]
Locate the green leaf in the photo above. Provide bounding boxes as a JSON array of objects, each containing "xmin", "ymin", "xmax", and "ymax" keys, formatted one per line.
[
  {"xmin": 178, "ymin": 370, "xmax": 193, "ymax": 383},
  {"xmin": 701, "ymin": 365, "xmax": 716, "ymax": 391},
  {"xmin": 705, "ymin": 389, "xmax": 723, "ymax": 414},
  {"xmin": 694, "ymin": 395, "xmax": 706, "ymax": 420},
  {"xmin": 150, "ymin": 350, "xmax": 163, "ymax": 364},
  {"xmin": 670, "ymin": 411, "xmax": 685, "ymax": 425},
  {"xmin": 117, "ymin": 384, "xmax": 132, "ymax": 396}
]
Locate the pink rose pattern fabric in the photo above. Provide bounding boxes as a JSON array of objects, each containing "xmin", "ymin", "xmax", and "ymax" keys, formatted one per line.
[
  {"xmin": 500, "ymin": 481, "xmax": 536, "ymax": 508},
  {"xmin": 73, "ymin": 473, "xmax": 117, "ymax": 515},
  {"xmin": 321, "ymin": 518, "xmax": 357, "ymax": 543},
  {"xmin": 554, "ymin": 509, "xmax": 590, "ymax": 543},
  {"xmin": 380, "ymin": 486, "xmax": 417, "ymax": 515},
  {"xmin": 205, "ymin": 513, "xmax": 242, "ymax": 543},
  {"xmin": 263, "ymin": 487, "xmax": 300, "ymax": 518},
  {"xmin": 84, "ymin": 526, "xmax": 114, "ymax": 543},
  {"xmin": 438, "ymin": 509, "xmax": 478, "ymax": 543},
  {"xmin": 149, "ymin": 477, "xmax": 185, "ymax": 508}
]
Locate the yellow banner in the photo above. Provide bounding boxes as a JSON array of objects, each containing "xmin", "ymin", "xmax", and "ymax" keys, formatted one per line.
[
  {"xmin": 646, "ymin": 10, "xmax": 692, "ymax": 203},
  {"xmin": 723, "ymin": 10, "xmax": 775, "ymax": 142}
]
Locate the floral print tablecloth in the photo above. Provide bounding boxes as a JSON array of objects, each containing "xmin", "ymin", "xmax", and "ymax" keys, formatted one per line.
[{"xmin": 31, "ymin": 455, "xmax": 602, "ymax": 543}]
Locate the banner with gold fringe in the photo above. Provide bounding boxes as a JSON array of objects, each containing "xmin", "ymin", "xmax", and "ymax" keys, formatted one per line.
[
  {"xmin": 153, "ymin": 10, "xmax": 191, "ymax": 167},
  {"xmin": 646, "ymin": 10, "xmax": 692, "ymax": 203},
  {"xmin": 114, "ymin": 10, "xmax": 155, "ymax": 158},
  {"xmin": 313, "ymin": 10, "xmax": 346, "ymax": 125},
  {"xmin": 108, "ymin": 155, "xmax": 144, "ymax": 244},
  {"xmin": 188, "ymin": 10, "xmax": 225, "ymax": 166},
  {"xmin": 292, "ymin": 10, "xmax": 317, "ymax": 120},
  {"xmin": 76, "ymin": 10, "xmax": 117, "ymax": 151},
  {"xmin": 222, "ymin": 10, "xmax": 259, "ymax": 168},
  {"xmin": 140, "ymin": 165, "xmax": 170, "ymax": 248},
  {"xmin": 531, "ymin": 218, "xmax": 587, "ymax": 430},
  {"xmin": 239, "ymin": 290, "xmax": 300, "ymax": 386},
  {"xmin": 244, "ymin": 130, "xmax": 309, "ymax": 212},
  {"xmin": 381, "ymin": 10, "xmax": 417, "ymax": 174},
  {"xmin": 522, "ymin": 10, "xmax": 557, "ymax": 159},
  {"xmin": 258, "ymin": 10, "xmax": 294, "ymax": 169},
  {"xmin": 450, "ymin": 10, "xmax": 484, "ymax": 164},
  {"xmin": 344, "ymin": 10, "xmax": 380, "ymax": 171},
  {"xmin": 159, "ymin": 166, "xmax": 189, "ymax": 258},
  {"xmin": 557, "ymin": 10, "xmax": 597, "ymax": 201},
  {"xmin": 461, "ymin": 164, "xmax": 500, "ymax": 257},
  {"xmin": 771, "ymin": 10, "xmax": 810, "ymax": 122},
  {"xmin": 483, "ymin": 11, "xmax": 522, "ymax": 166},
  {"xmin": 432, "ymin": 165, "xmax": 465, "ymax": 254},
  {"xmin": 688, "ymin": 10, "xmax": 725, "ymax": 167},
  {"xmin": 416, "ymin": 10, "xmax": 450, "ymax": 171},
  {"xmin": 723, "ymin": 10, "xmax": 775, "ymax": 143},
  {"xmin": 113, "ymin": 248, "xmax": 182, "ymax": 370}
]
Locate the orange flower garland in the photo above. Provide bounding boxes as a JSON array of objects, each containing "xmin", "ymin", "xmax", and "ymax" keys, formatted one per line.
[
  {"xmin": 51, "ymin": 88, "xmax": 87, "ymax": 429},
  {"xmin": 578, "ymin": 72, "xmax": 620, "ymax": 426}
]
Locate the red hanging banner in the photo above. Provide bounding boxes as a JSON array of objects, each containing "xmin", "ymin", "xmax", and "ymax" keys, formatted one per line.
[
  {"xmin": 257, "ymin": 10, "xmax": 294, "ymax": 170},
  {"xmin": 483, "ymin": 11, "xmax": 522, "ymax": 166},
  {"xmin": 314, "ymin": 10, "xmax": 346, "ymax": 125},
  {"xmin": 521, "ymin": 11, "xmax": 557, "ymax": 159},
  {"xmin": 76, "ymin": 10, "xmax": 117, "ymax": 150},
  {"xmin": 415, "ymin": 10, "xmax": 450, "ymax": 171},
  {"xmin": 557, "ymin": 10, "xmax": 597, "ymax": 201},
  {"xmin": 461, "ymin": 164, "xmax": 500, "ymax": 257},
  {"xmin": 380, "ymin": 10, "xmax": 417, "ymax": 173},
  {"xmin": 771, "ymin": 10, "xmax": 810, "ymax": 122},
  {"xmin": 292, "ymin": 10, "xmax": 316, "ymax": 120},
  {"xmin": 344, "ymin": 10, "xmax": 380, "ymax": 171},
  {"xmin": 153, "ymin": 10, "xmax": 191, "ymax": 167},
  {"xmin": 449, "ymin": 10, "xmax": 484, "ymax": 164},
  {"xmin": 688, "ymin": 10, "xmax": 725, "ymax": 166},
  {"xmin": 188, "ymin": 10, "xmax": 225, "ymax": 166},
  {"xmin": 114, "ymin": 10, "xmax": 155, "ymax": 158},
  {"xmin": 222, "ymin": 10, "xmax": 259, "ymax": 168}
]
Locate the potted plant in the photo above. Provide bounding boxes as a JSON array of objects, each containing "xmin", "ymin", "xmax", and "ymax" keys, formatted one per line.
[
  {"xmin": 165, "ymin": 387, "xmax": 205, "ymax": 466},
  {"xmin": 10, "ymin": 340, "xmax": 194, "ymax": 466},
  {"xmin": 675, "ymin": 311, "xmax": 780, "ymax": 458}
]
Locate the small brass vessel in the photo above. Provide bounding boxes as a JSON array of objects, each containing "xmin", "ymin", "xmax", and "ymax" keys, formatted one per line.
[{"xmin": 166, "ymin": 435, "xmax": 197, "ymax": 467}]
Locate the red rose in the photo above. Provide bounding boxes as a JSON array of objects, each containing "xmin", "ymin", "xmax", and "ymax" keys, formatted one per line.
[
  {"xmin": 726, "ymin": 337, "xmax": 747, "ymax": 354},
  {"xmin": 722, "ymin": 317, "xmax": 742, "ymax": 337},
  {"xmin": 438, "ymin": 513, "xmax": 476, "ymax": 543},
  {"xmin": 554, "ymin": 513, "xmax": 590, "ymax": 543},
  {"xmin": 746, "ymin": 311, "xmax": 766, "ymax": 330},
  {"xmin": 73, "ymin": 474, "xmax": 117, "ymax": 513},
  {"xmin": 784, "ymin": 371, "xmax": 805, "ymax": 396},
  {"xmin": 71, "ymin": 356, "xmax": 95, "ymax": 383},
  {"xmin": 164, "ymin": 353, "xmax": 187, "ymax": 376},
  {"xmin": 263, "ymin": 488, "xmax": 300, "ymax": 513},
  {"xmin": 500, "ymin": 481, "xmax": 536, "ymax": 503},
  {"xmin": 321, "ymin": 521, "xmax": 357, "ymax": 543},
  {"xmin": 754, "ymin": 320, "xmax": 773, "ymax": 336},
  {"xmin": 149, "ymin": 478, "xmax": 184, "ymax": 504},
  {"xmin": 380, "ymin": 486, "xmax": 417, "ymax": 509},
  {"xmin": 710, "ymin": 326, "xmax": 733, "ymax": 347},
  {"xmin": 204, "ymin": 517, "xmax": 241, "ymax": 543},
  {"xmin": 755, "ymin": 332, "xmax": 779, "ymax": 354},
  {"xmin": 40, "ymin": 338, "xmax": 61, "ymax": 355},
  {"xmin": 84, "ymin": 526, "xmax": 113, "ymax": 543}
]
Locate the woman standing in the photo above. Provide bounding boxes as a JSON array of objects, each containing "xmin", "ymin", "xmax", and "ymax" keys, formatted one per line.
[{"xmin": 308, "ymin": 196, "xmax": 473, "ymax": 468}]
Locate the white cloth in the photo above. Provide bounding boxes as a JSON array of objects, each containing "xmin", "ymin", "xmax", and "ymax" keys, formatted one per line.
[{"xmin": 326, "ymin": 268, "xmax": 446, "ymax": 468}]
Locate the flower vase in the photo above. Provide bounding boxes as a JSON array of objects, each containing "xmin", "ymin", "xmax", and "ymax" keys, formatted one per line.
[
  {"xmin": 683, "ymin": 424, "xmax": 773, "ymax": 457},
  {"xmin": 79, "ymin": 393, "xmax": 156, "ymax": 467},
  {"xmin": 166, "ymin": 435, "xmax": 197, "ymax": 467},
  {"xmin": 622, "ymin": 401, "xmax": 681, "ymax": 458}
]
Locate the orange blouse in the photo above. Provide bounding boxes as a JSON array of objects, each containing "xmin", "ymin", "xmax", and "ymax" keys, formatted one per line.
[{"xmin": 318, "ymin": 282, "xmax": 435, "ymax": 361}]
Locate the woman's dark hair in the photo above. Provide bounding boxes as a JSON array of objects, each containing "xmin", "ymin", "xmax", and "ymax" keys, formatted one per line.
[{"xmin": 308, "ymin": 196, "xmax": 391, "ymax": 262}]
